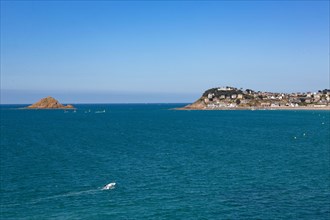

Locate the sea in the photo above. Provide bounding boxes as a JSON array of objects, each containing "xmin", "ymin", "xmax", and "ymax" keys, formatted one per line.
[{"xmin": 1, "ymin": 104, "xmax": 329, "ymax": 219}]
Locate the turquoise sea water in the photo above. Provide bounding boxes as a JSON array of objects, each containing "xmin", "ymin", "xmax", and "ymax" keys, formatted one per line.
[{"xmin": 1, "ymin": 104, "xmax": 329, "ymax": 219}]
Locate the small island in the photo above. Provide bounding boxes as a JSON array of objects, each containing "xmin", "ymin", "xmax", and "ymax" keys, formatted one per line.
[
  {"xmin": 180, "ymin": 87, "xmax": 330, "ymax": 110},
  {"xmin": 26, "ymin": 96, "xmax": 75, "ymax": 109}
]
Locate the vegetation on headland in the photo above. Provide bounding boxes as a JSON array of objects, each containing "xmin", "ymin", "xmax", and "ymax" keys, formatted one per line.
[{"xmin": 182, "ymin": 86, "xmax": 330, "ymax": 110}]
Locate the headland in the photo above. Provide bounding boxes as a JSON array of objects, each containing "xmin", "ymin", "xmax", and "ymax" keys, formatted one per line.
[{"xmin": 179, "ymin": 87, "xmax": 330, "ymax": 110}]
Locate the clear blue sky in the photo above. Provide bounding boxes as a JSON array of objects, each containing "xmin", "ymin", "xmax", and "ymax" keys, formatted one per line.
[{"xmin": 1, "ymin": 1, "xmax": 329, "ymax": 104}]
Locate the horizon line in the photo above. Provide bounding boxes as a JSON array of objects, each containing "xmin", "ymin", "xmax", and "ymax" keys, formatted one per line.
[{"xmin": 0, "ymin": 102, "xmax": 191, "ymax": 105}]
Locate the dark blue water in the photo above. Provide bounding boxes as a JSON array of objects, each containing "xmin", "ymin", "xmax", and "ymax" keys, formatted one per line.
[{"xmin": 1, "ymin": 104, "xmax": 329, "ymax": 219}]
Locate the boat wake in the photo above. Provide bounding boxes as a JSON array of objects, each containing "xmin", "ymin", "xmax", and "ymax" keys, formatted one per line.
[
  {"xmin": 4, "ymin": 183, "xmax": 117, "ymax": 207},
  {"xmin": 33, "ymin": 189, "xmax": 99, "ymax": 203}
]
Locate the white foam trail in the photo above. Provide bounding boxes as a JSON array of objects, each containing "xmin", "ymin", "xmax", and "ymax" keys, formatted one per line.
[
  {"xmin": 32, "ymin": 189, "xmax": 99, "ymax": 203},
  {"xmin": 3, "ymin": 184, "xmax": 116, "ymax": 207},
  {"xmin": 1, "ymin": 190, "xmax": 98, "ymax": 208}
]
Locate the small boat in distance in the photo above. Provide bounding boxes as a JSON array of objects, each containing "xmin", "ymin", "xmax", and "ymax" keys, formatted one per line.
[
  {"xmin": 95, "ymin": 110, "xmax": 106, "ymax": 114},
  {"xmin": 102, "ymin": 182, "xmax": 116, "ymax": 190}
]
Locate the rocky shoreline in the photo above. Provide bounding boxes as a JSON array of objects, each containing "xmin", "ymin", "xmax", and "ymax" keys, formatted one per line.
[{"xmin": 25, "ymin": 97, "xmax": 75, "ymax": 109}]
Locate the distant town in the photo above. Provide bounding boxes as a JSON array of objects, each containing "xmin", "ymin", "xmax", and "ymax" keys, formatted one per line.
[{"xmin": 182, "ymin": 86, "xmax": 330, "ymax": 110}]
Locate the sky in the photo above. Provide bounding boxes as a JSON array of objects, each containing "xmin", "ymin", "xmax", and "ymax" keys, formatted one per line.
[{"xmin": 1, "ymin": 1, "xmax": 329, "ymax": 104}]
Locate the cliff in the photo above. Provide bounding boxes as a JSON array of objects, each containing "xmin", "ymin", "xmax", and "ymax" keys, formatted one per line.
[
  {"xmin": 182, "ymin": 98, "xmax": 207, "ymax": 109},
  {"xmin": 26, "ymin": 97, "xmax": 75, "ymax": 109}
]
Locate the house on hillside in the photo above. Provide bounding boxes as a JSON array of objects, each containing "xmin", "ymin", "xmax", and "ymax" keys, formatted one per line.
[{"xmin": 218, "ymin": 86, "xmax": 234, "ymax": 91}]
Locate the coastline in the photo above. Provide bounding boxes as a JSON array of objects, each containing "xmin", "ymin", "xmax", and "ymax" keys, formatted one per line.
[
  {"xmin": 176, "ymin": 106, "xmax": 330, "ymax": 111},
  {"xmin": 179, "ymin": 87, "xmax": 330, "ymax": 111}
]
